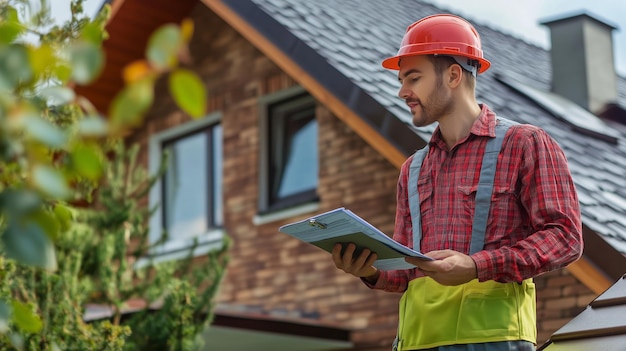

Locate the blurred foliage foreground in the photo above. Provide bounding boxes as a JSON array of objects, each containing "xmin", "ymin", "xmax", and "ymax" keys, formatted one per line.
[{"xmin": 0, "ymin": 1, "xmax": 228, "ymax": 350}]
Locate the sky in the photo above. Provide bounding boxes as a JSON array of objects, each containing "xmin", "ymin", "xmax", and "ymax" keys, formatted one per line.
[
  {"xmin": 50, "ymin": 0, "xmax": 626, "ymax": 76},
  {"xmin": 49, "ymin": 0, "xmax": 103, "ymax": 21}
]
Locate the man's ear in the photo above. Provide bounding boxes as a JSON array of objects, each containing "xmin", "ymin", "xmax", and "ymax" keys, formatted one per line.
[{"xmin": 447, "ymin": 64, "xmax": 463, "ymax": 88}]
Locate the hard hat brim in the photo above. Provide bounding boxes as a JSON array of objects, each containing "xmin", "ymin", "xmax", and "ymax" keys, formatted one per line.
[{"xmin": 382, "ymin": 52, "xmax": 491, "ymax": 73}]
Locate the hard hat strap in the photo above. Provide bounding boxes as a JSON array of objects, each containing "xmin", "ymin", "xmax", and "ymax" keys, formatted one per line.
[{"xmin": 445, "ymin": 55, "xmax": 479, "ymax": 77}]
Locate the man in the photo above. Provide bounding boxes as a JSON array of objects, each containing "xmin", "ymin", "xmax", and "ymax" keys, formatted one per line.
[{"xmin": 332, "ymin": 14, "xmax": 583, "ymax": 351}]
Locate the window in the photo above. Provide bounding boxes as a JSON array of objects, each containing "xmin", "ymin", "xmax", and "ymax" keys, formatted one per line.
[
  {"xmin": 162, "ymin": 126, "xmax": 223, "ymax": 235},
  {"xmin": 259, "ymin": 89, "xmax": 318, "ymax": 215},
  {"xmin": 147, "ymin": 114, "xmax": 223, "ymax": 261}
]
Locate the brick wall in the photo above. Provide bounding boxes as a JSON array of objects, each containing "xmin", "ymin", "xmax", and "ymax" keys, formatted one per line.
[{"xmin": 124, "ymin": 3, "xmax": 597, "ymax": 350}]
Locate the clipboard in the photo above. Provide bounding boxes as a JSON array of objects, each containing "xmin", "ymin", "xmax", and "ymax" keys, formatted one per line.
[{"xmin": 279, "ymin": 208, "xmax": 432, "ymax": 270}]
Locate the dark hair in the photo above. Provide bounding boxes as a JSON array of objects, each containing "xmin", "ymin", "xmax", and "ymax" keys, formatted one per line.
[{"xmin": 427, "ymin": 55, "xmax": 476, "ymax": 89}]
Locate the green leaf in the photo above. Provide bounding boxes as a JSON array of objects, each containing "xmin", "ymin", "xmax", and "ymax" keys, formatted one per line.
[
  {"xmin": 28, "ymin": 43, "xmax": 59, "ymax": 83},
  {"xmin": 80, "ymin": 22, "xmax": 104, "ymax": 45},
  {"xmin": 0, "ymin": 7, "xmax": 24, "ymax": 44},
  {"xmin": 29, "ymin": 209, "xmax": 61, "ymax": 242},
  {"xmin": 4, "ymin": 6, "xmax": 19, "ymax": 21},
  {"xmin": 77, "ymin": 115, "xmax": 108, "ymax": 137},
  {"xmin": 54, "ymin": 62, "xmax": 72, "ymax": 83},
  {"xmin": 39, "ymin": 85, "xmax": 76, "ymax": 105},
  {"xmin": 71, "ymin": 143, "xmax": 104, "ymax": 180},
  {"xmin": 11, "ymin": 300, "xmax": 42, "ymax": 333},
  {"xmin": 22, "ymin": 115, "xmax": 68, "ymax": 148},
  {"xmin": 109, "ymin": 77, "xmax": 154, "ymax": 128},
  {"xmin": 169, "ymin": 69, "xmax": 206, "ymax": 118},
  {"xmin": 32, "ymin": 165, "xmax": 70, "ymax": 199},
  {"xmin": 69, "ymin": 41, "xmax": 104, "ymax": 85},
  {"xmin": 146, "ymin": 24, "xmax": 181, "ymax": 70},
  {"xmin": 53, "ymin": 204, "xmax": 73, "ymax": 233},
  {"xmin": 0, "ymin": 44, "xmax": 32, "ymax": 91},
  {"xmin": 28, "ymin": 44, "xmax": 57, "ymax": 74},
  {"xmin": 2, "ymin": 221, "xmax": 57, "ymax": 270},
  {"xmin": 0, "ymin": 300, "xmax": 10, "ymax": 333},
  {"xmin": 8, "ymin": 333, "xmax": 23, "ymax": 351},
  {"xmin": 0, "ymin": 189, "xmax": 41, "ymax": 216}
]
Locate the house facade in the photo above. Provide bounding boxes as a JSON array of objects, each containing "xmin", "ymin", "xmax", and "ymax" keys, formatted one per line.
[
  {"xmin": 79, "ymin": 0, "xmax": 626, "ymax": 350},
  {"xmin": 126, "ymin": 7, "xmax": 403, "ymax": 348}
]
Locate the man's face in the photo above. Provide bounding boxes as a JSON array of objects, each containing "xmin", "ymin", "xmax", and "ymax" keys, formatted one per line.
[{"xmin": 397, "ymin": 55, "xmax": 454, "ymax": 128}]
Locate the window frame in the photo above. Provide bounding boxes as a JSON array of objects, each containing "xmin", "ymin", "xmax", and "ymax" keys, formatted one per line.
[
  {"xmin": 146, "ymin": 112, "xmax": 224, "ymax": 263},
  {"xmin": 256, "ymin": 87, "xmax": 320, "ymax": 221}
]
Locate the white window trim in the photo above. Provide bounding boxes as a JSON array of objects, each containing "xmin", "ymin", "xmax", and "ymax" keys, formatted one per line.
[
  {"xmin": 253, "ymin": 201, "xmax": 320, "ymax": 225},
  {"xmin": 146, "ymin": 112, "xmax": 224, "ymax": 263},
  {"xmin": 135, "ymin": 230, "xmax": 224, "ymax": 269}
]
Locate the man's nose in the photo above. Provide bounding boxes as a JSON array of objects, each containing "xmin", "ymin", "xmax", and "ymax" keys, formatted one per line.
[{"xmin": 398, "ymin": 85, "xmax": 410, "ymax": 99}]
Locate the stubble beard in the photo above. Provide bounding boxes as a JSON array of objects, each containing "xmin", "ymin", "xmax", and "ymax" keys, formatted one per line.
[{"xmin": 411, "ymin": 75, "xmax": 454, "ymax": 128}]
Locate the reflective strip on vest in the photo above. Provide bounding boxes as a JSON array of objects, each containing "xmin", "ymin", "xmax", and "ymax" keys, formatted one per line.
[
  {"xmin": 408, "ymin": 117, "xmax": 517, "ymax": 254},
  {"xmin": 398, "ymin": 117, "xmax": 537, "ymax": 350}
]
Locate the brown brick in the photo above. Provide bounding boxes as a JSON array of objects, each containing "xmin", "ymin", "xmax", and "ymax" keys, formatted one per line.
[{"xmin": 547, "ymin": 275, "xmax": 579, "ymax": 288}]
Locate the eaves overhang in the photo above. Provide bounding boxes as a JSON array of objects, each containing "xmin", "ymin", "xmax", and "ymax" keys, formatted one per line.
[
  {"xmin": 85, "ymin": 302, "xmax": 353, "ymax": 351},
  {"xmin": 75, "ymin": 0, "xmax": 198, "ymax": 113}
]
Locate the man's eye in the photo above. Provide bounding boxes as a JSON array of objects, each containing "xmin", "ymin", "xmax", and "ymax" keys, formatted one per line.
[{"xmin": 399, "ymin": 75, "xmax": 420, "ymax": 84}]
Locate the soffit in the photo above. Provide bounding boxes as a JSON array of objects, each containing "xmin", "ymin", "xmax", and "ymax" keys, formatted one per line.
[{"xmin": 75, "ymin": 0, "xmax": 197, "ymax": 112}]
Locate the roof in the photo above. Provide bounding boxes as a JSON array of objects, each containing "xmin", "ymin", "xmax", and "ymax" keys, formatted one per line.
[
  {"xmin": 215, "ymin": 0, "xmax": 626, "ymax": 281},
  {"xmin": 538, "ymin": 274, "xmax": 626, "ymax": 351}
]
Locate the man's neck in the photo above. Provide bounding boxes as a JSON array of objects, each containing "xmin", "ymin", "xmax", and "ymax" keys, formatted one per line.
[{"xmin": 438, "ymin": 100, "xmax": 482, "ymax": 150}]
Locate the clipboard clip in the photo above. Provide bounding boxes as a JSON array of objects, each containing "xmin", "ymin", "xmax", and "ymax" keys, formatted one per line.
[{"xmin": 308, "ymin": 218, "xmax": 327, "ymax": 229}]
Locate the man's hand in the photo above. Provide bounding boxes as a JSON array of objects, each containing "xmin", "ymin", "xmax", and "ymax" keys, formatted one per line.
[
  {"xmin": 406, "ymin": 250, "xmax": 477, "ymax": 286},
  {"xmin": 331, "ymin": 243, "xmax": 379, "ymax": 283}
]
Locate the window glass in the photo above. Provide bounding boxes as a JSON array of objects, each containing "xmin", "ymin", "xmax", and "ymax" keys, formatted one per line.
[
  {"xmin": 276, "ymin": 115, "xmax": 317, "ymax": 198},
  {"xmin": 266, "ymin": 94, "xmax": 318, "ymax": 210},
  {"xmin": 162, "ymin": 125, "xmax": 222, "ymax": 240}
]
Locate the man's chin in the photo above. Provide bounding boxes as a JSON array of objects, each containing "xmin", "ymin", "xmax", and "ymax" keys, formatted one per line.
[{"xmin": 412, "ymin": 117, "xmax": 429, "ymax": 128}]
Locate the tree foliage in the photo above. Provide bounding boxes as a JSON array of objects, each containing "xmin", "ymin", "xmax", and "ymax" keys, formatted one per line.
[{"xmin": 0, "ymin": 0, "xmax": 225, "ymax": 349}]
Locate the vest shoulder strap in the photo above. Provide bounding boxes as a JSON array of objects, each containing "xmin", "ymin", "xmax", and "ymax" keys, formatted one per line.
[
  {"xmin": 407, "ymin": 117, "xmax": 518, "ymax": 254},
  {"xmin": 408, "ymin": 146, "xmax": 429, "ymax": 251}
]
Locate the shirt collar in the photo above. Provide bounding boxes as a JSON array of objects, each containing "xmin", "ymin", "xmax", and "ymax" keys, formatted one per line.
[{"xmin": 429, "ymin": 104, "xmax": 496, "ymax": 149}]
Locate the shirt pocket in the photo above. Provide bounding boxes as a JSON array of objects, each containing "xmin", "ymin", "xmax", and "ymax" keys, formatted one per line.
[{"xmin": 457, "ymin": 184, "xmax": 517, "ymax": 229}]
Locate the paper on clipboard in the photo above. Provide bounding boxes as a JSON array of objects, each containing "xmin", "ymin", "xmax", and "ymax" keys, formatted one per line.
[{"xmin": 278, "ymin": 208, "xmax": 432, "ymax": 270}]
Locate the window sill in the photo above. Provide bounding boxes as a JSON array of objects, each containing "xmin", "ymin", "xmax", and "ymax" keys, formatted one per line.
[
  {"xmin": 135, "ymin": 229, "xmax": 225, "ymax": 268},
  {"xmin": 253, "ymin": 202, "xmax": 320, "ymax": 225}
]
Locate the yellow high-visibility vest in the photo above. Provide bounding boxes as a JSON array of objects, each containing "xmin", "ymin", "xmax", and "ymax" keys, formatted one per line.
[{"xmin": 396, "ymin": 277, "xmax": 536, "ymax": 350}]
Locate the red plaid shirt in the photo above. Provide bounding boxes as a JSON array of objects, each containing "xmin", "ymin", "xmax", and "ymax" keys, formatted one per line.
[{"xmin": 371, "ymin": 104, "xmax": 583, "ymax": 292}]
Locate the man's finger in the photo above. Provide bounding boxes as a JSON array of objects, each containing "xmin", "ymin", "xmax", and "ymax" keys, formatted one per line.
[
  {"xmin": 364, "ymin": 251, "xmax": 378, "ymax": 268},
  {"xmin": 331, "ymin": 243, "xmax": 344, "ymax": 268},
  {"xmin": 352, "ymin": 247, "xmax": 369, "ymax": 268},
  {"xmin": 342, "ymin": 243, "xmax": 356, "ymax": 268},
  {"xmin": 405, "ymin": 256, "xmax": 430, "ymax": 266},
  {"xmin": 426, "ymin": 249, "xmax": 455, "ymax": 260}
]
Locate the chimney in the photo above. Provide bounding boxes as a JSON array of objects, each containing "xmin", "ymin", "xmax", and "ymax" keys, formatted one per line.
[{"xmin": 540, "ymin": 12, "xmax": 619, "ymax": 114}]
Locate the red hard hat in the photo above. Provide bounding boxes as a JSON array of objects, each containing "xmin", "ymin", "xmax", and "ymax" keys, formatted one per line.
[{"xmin": 382, "ymin": 14, "xmax": 491, "ymax": 73}]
